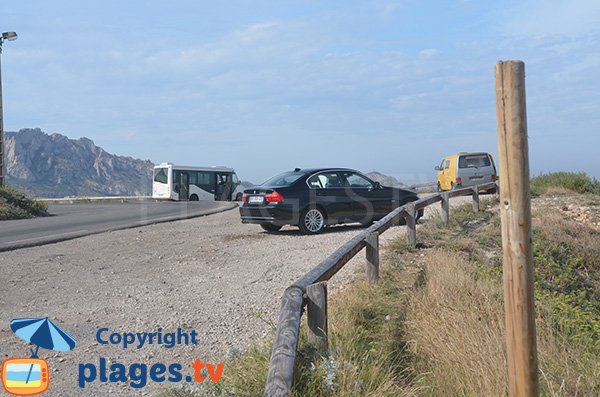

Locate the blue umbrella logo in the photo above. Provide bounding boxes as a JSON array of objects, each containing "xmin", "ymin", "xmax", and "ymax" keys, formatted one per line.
[{"xmin": 9, "ymin": 318, "xmax": 77, "ymax": 385}]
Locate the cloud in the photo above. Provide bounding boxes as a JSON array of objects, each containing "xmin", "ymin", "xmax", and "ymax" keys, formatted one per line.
[{"xmin": 419, "ymin": 48, "xmax": 439, "ymax": 58}]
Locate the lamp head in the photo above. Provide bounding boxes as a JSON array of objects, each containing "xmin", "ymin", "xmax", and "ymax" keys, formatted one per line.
[{"xmin": 2, "ymin": 32, "xmax": 18, "ymax": 41}]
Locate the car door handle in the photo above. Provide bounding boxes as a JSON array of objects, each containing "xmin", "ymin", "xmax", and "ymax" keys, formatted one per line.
[{"xmin": 316, "ymin": 191, "xmax": 327, "ymax": 196}]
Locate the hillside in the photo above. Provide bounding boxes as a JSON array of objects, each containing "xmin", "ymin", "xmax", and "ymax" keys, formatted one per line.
[
  {"xmin": 366, "ymin": 171, "xmax": 405, "ymax": 187},
  {"xmin": 5, "ymin": 128, "xmax": 153, "ymax": 198}
]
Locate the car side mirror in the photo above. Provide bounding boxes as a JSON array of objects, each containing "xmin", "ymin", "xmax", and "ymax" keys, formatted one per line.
[
  {"xmin": 370, "ymin": 181, "xmax": 381, "ymax": 190},
  {"xmin": 434, "ymin": 166, "xmax": 441, "ymax": 171}
]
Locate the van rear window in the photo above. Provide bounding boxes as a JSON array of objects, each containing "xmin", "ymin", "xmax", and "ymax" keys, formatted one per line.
[{"xmin": 459, "ymin": 154, "xmax": 491, "ymax": 168}]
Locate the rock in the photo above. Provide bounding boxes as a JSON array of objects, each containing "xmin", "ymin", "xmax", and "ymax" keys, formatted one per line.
[{"xmin": 5, "ymin": 128, "xmax": 153, "ymax": 198}]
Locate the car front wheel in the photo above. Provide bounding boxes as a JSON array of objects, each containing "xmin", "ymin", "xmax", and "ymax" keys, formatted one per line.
[
  {"xmin": 260, "ymin": 224, "xmax": 282, "ymax": 232},
  {"xmin": 299, "ymin": 207, "xmax": 326, "ymax": 234}
]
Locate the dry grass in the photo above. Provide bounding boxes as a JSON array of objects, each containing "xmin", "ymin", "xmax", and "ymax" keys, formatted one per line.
[
  {"xmin": 404, "ymin": 249, "xmax": 508, "ymax": 396},
  {"xmin": 403, "ymin": 248, "xmax": 600, "ymax": 396},
  {"xmin": 289, "ymin": 268, "xmax": 422, "ymax": 397}
]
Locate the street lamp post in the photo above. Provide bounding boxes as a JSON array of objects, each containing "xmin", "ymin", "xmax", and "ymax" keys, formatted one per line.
[{"xmin": 0, "ymin": 31, "xmax": 18, "ymax": 187}]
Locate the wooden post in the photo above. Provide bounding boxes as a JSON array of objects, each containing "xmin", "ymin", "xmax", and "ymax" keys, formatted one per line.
[
  {"xmin": 440, "ymin": 192, "xmax": 449, "ymax": 225},
  {"xmin": 495, "ymin": 60, "xmax": 539, "ymax": 397},
  {"xmin": 406, "ymin": 204, "xmax": 416, "ymax": 247},
  {"xmin": 306, "ymin": 282, "xmax": 328, "ymax": 352},
  {"xmin": 472, "ymin": 187, "xmax": 480, "ymax": 212},
  {"xmin": 365, "ymin": 231, "xmax": 379, "ymax": 283}
]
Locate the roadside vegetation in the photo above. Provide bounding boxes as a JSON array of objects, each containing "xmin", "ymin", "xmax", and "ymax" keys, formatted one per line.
[
  {"xmin": 530, "ymin": 171, "xmax": 600, "ymax": 196},
  {"xmin": 0, "ymin": 186, "xmax": 48, "ymax": 220},
  {"xmin": 394, "ymin": 196, "xmax": 599, "ymax": 396},
  {"xmin": 159, "ymin": 175, "xmax": 599, "ymax": 397}
]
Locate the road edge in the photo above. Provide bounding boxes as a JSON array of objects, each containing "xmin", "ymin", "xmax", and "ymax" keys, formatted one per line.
[{"xmin": 0, "ymin": 202, "xmax": 239, "ymax": 253}]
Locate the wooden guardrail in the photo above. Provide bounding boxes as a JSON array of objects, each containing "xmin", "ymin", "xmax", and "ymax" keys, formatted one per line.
[{"xmin": 264, "ymin": 181, "xmax": 498, "ymax": 396}]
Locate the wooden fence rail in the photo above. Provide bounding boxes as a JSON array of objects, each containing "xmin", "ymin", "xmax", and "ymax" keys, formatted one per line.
[{"xmin": 264, "ymin": 181, "xmax": 498, "ymax": 396}]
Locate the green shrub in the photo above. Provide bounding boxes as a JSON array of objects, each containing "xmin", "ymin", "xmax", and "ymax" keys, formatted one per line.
[
  {"xmin": 530, "ymin": 172, "xmax": 600, "ymax": 196},
  {"xmin": 0, "ymin": 186, "xmax": 48, "ymax": 219}
]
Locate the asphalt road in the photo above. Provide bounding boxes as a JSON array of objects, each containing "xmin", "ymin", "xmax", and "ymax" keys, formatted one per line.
[{"xmin": 0, "ymin": 201, "xmax": 237, "ymax": 252}]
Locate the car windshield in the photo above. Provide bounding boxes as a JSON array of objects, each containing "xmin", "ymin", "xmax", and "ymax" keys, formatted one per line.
[{"xmin": 261, "ymin": 171, "xmax": 305, "ymax": 187}]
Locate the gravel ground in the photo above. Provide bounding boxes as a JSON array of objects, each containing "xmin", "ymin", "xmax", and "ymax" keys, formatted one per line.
[{"xmin": 0, "ymin": 197, "xmax": 471, "ymax": 396}]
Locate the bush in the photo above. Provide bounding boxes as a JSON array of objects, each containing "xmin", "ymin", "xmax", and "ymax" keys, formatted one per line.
[
  {"xmin": 530, "ymin": 172, "xmax": 600, "ymax": 196},
  {"xmin": 0, "ymin": 186, "xmax": 48, "ymax": 220}
]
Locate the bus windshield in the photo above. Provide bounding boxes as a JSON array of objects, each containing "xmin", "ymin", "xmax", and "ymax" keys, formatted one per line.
[{"xmin": 153, "ymin": 167, "xmax": 168, "ymax": 184}]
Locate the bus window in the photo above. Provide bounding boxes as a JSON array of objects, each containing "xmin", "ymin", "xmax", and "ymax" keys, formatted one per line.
[
  {"xmin": 197, "ymin": 171, "xmax": 216, "ymax": 193},
  {"xmin": 189, "ymin": 171, "xmax": 197, "ymax": 185}
]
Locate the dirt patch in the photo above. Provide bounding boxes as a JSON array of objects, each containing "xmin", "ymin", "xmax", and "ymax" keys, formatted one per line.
[{"xmin": 532, "ymin": 193, "xmax": 600, "ymax": 231}]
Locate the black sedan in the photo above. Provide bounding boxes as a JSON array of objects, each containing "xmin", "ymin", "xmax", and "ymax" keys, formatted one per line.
[{"xmin": 239, "ymin": 168, "xmax": 422, "ymax": 234}]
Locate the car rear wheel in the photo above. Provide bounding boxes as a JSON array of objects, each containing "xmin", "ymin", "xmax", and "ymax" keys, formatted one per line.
[
  {"xmin": 299, "ymin": 207, "xmax": 326, "ymax": 234},
  {"xmin": 260, "ymin": 224, "xmax": 282, "ymax": 232}
]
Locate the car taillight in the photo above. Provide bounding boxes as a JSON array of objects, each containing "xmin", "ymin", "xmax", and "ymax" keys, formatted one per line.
[
  {"xmin": 242, "ymin": 194, "xmax": 248, "ymax": 203},
  {"xmin": 265, "ymin": 191, "xmax": 284, "ymax": 203},
  {"xmin": 456, "ymin": 177, "xmax": 462, "ymax": 185}
]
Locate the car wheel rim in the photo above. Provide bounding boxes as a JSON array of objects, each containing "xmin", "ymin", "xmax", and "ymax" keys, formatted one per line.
[{"xmin": 304, "ymin": 209, "xmax": 324, "ymax": 232}]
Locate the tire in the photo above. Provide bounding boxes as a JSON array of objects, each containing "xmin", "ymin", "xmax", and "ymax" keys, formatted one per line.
[
  {"xmin": 298, "ymin": 207, "xmax": 326, "ymax": 235},
  {"xmin": 235, "ymin": 192, "xmax": 243, "ymax": 201},
  {"xmin": 260, "ymin": 224, "xmax": 282, "ymax": 232},
  {"xmin": 416, "ymin": 208, "xmax": 424, "ymax": 221},
  {"xmin": 189, "ymin": 194, "xmax": 199, "ymax": 201},
  {"xmin": 437, "ymin": 182, "xmax": 442, "ymax": 192}
]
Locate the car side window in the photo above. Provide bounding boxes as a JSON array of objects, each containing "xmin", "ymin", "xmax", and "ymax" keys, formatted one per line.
[
  {"xmin": 307, "ymin": 172, "xmax": 343, "ymax": 189},
  {"xmin": 444, "ymin": 160, "xmax": 450, "ymax": 169},
  {"xmin": 343, "ymin": 172, "xmax": 373, "ymax": 188}
]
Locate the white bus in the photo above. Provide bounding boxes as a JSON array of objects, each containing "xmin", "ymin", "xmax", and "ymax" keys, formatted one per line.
[{"xmin": 152, "ymin": 163, "xmax": 243, "ymax": 201}]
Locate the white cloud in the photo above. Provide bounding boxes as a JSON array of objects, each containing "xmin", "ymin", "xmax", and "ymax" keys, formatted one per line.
[{"xmin": 419, "ymin": 48, "xmax": 439, "ymax": 58}]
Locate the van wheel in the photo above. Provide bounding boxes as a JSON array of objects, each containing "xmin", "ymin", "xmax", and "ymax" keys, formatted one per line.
[
  {"xmin": 437, "ymin": 182, "xmax": 442, "ymax": 192},
  {"xmin": 235, "ymin": 192, "xmax": 243, "ymax": 201},
  {"xmin": 299, "ymin": 207, "xmax": 326, "ymax": 234},
  {"xmin": 260, "ymin": 224, "xmax": 282, "ymax": 232},
  {"xmin": 189, "ymin": 194, "xmax": 199, "ymax": 201},
  {"xmin": 451, "ymin": 182, "xmax": 458, "ymax": 190}
]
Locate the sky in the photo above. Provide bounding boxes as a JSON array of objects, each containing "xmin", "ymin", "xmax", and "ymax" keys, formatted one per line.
[{"xmin": 2, "ymin": 0, "xmax": 599, "ymax": 184}]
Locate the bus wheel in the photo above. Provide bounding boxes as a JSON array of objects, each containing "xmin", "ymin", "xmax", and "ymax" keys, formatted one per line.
[{"xmin": 189, "ymin": 194, "xmax": 199, "ymax": 201}]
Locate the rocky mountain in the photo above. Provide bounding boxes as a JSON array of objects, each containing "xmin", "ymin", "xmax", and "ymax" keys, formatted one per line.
[
  {"xmin": 366, "ymin": 171, "xmax": 405, "ymax": 187},
  {"xmin": 5, "ymin": 128, "xmax": 153, "ymax": 198}
]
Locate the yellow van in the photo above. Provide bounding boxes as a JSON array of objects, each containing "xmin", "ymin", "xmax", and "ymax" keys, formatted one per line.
[{"xmin": 435, "ymin": 152, "xmax": 497, "ymax": 192}]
